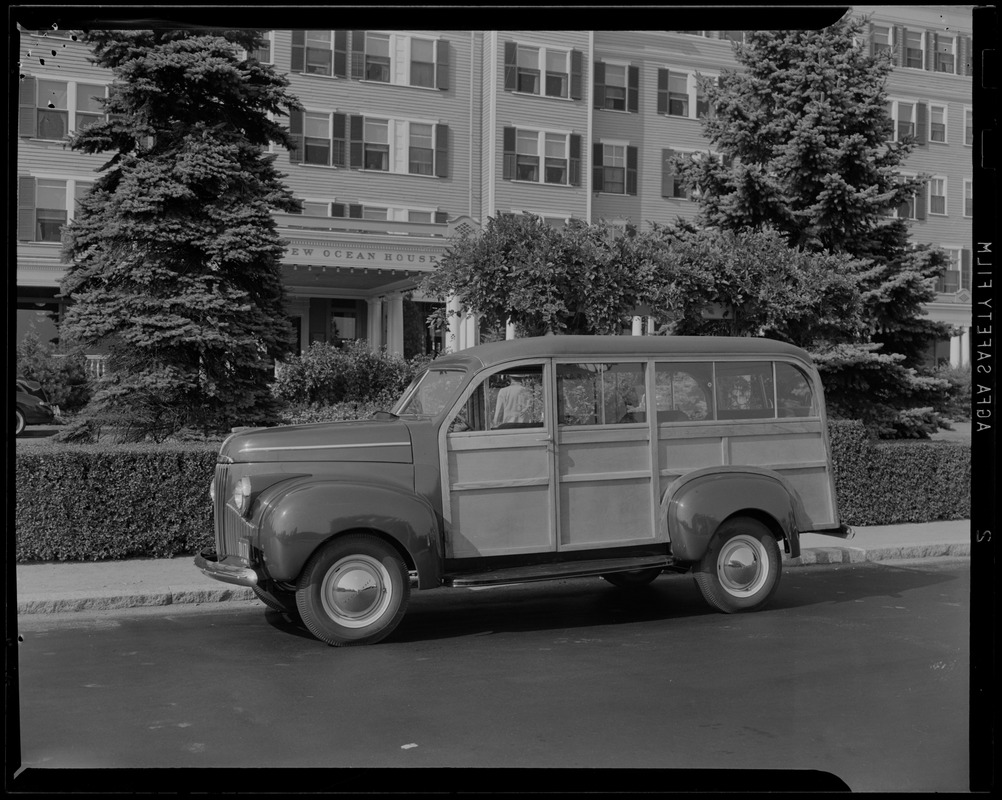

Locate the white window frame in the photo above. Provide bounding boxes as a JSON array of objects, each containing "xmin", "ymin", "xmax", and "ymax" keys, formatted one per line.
[
  {"xmin": 601, "ymin": 140, "xmax": 629, "ymax": 195},
  {"xmin": 938, "ymin": 245, "xmax": 967, "ymax": 293},
  {"xmin": 25, "ymin": 174, "xmax": 93, "ymax": 242},
  {"xmin": 934, "ymin": 33, "xmax": 956, "ymax": 74},
  {"xmin": 928, "ymin": 103, "xmax": 948, "ymax": 144},
  {"xmin": 871, "ymin": 24, "xmax": 893, "ymax": 57},
  {"xmin": 510, "ymin": 127, "xmax": 574, "ymax": 186},
  {"xmin": 892, "ymin": 171, "xmax": 918, "ymax": 220},
  {"xmin": 30, "ymin": 76, "xmax": 109, "ymax": 140},
  {"xmin": 888, "ymin": 98, "xmax": 918, "ymax": 141},
  {"xmin": 661, "ymin": 68, "xmax": 716, "ymax": 121},
  {"xmin": 543, "ymin": 47, "xmax": 571, "ymax": 99},
  {"xmin": 902, "ymin": 28, "xmax": 925, "ymax": 69},
  {"xmin": 666, "ymin": 148, "xmax": 717, "ymax": 200},
  {"xmin": 964, "ymin": 107, "xmax": 973, "ymax": 147},
  {"xmin": 963, "ymin": 179, "xmax": 973, "ymax": 218},
  {"xmin": 408, "ymin": 35, "xmax": 437, "ymax": 88},
  {"xmin": 302, "ymin": 110, "xmax": 332, "ymax": 166},
  {"xmin": 601, "ymin": 60, "xmax": 629, "ymax": 111},
  {"xmin": 304, "ymin": 30, "xmax": 334, "ymax": 76},
  {"xmin": 363, "ymin": 32, "xmax": 392, "ymax": 83},
  {"xmin": 363, "ymin": 117, "xmax": 391, "ymax": 171},
  {"xmin": 245, "ymin": 31, "xmax": 273, "ymax": 63},
  {"xmin": 928, "ymin": 176, "xmax": 948, "ymax": 216}
]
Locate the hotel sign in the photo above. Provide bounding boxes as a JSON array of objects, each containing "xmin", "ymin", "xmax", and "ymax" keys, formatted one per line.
[{"xmin": 285, "ymin": 243, "xmax": 442, "ymax": 268}]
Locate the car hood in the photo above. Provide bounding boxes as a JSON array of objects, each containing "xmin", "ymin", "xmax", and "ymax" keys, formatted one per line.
[{"xmin": 220, "ymin": 418, "xmax": 413, "ymax": 464}]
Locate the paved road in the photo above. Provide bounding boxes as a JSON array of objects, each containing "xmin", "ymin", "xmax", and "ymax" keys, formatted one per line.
[{"xmin": 13, "ymin": 560, "xmax": 970, "ymax": 792}]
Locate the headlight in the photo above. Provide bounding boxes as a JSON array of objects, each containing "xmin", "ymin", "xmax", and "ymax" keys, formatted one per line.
[{"xmin": 232, "ymin": 476, "xmax": 252, "ymax": 515}]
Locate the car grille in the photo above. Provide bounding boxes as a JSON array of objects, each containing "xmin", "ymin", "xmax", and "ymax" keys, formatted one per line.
[{"xmin": 213, "ymin": 464, "xmax": 242, "ymax": 558}]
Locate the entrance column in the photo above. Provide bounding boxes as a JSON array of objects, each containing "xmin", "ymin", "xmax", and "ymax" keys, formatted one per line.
[
  {"xmin": 386, "ymin": 293, "xmax": 405, "ymax": 355},
  {"xmin": 447, "ymin": 295, "xmax": 462, "ymax": 353},
  {"xmin": 960, "ymin": 325, "xmax": 970, "ymax": 367},
  {"xmin": 506, "ymin": 320, "xmax": 516, "ymax": 340},
  {"xmin": 632, "ymin": 316, "xmax": 643, "ymax": 336},
  {"xmin": 366, "ymin": 297, "xmax": 383, "ymax": 351},
  {"xmin": 950, "ymin": 332, "xmax": 962, "ymax": 367}
]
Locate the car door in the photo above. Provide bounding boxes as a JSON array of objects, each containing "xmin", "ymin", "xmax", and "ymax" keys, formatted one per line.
[{"xmin": 440, "ymin": 361, "xmax": 555, "ymax": 558}]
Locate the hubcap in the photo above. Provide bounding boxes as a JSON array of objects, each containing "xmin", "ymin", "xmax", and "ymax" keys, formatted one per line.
[
  {"xmin": 320, "ymin": 554, "xmax": 392, "ymax": 629},
  {"xmin": 717, "ymin": 534, "xmax": 769, "ymax": 597}
]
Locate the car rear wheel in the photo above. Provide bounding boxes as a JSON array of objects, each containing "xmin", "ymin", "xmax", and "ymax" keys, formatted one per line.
[
  {"xmin": 296, "ymin": 533, "xmax": 409, "ymax": 647},
  {"xmin": 694, "ymin": 517, "xmax": 781, "ymax": 613},
  {"xmin": 15, "ymin": 409, "xmax": 26, "ymax": 436},
  {"xmin": 601, "ymin": 567, "xmax": 662, "ymax": 588}
]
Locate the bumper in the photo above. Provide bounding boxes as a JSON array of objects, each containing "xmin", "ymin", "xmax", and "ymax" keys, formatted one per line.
[
  {"xmin": 812, "ymin": 523, "xmax": 855, "ymax": 541},
  {"xmin": 194, "ymin": 547, "xmax": 259, "ymax": 587}
]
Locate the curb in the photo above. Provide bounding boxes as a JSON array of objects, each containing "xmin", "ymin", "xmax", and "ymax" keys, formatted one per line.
[{"xmin": 789, "ymin": 543, "xmax": 970, "ymax": 566}]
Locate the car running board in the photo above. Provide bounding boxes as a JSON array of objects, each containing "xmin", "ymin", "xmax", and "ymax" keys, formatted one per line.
[{"xmin": 443, "ymin": 555, "xmax": 675, "ymax": 588}]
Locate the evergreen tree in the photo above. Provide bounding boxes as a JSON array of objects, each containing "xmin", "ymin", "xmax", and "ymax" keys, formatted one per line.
[
  {"xmin": 674, "ymin": 16, "xmax": 953, "ymax": 437},
  {"xmin": 59, "ymin": 30, "xmax": 301, "ymax": 440}
]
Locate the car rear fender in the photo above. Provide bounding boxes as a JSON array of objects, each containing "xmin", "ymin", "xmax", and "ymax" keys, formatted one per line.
[{"xmin": 661, "ymin": 467, "xmax": 807, "ymax": 561}]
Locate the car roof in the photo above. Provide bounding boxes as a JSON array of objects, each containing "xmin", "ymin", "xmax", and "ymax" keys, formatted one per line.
[{"xmin": 427, "ymin": 335, "xmax": 814, "ymax": 372}]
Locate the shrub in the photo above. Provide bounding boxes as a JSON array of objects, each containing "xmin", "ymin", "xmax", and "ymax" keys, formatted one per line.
[
  {"xmin": 16, "ymin": 332, "xmax": 93, "ymax": 413},
  {"xmin": 934, "ymin": 364, "xmax": 972, "ymax": 421},
  {"xmin": 15, "ymin": 442, "xmax": 218, "ymax": 562},
  {"xmin": 273, "ymin": 340, "xmax": 415, "ymax": 408},
  {"xmin": 278, "ymin": 401, "xmax": 389, "ymax": 426}
]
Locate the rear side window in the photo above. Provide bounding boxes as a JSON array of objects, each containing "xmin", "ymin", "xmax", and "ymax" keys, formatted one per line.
[
  {"xmin": 714, "ymin": 361, "xmax": 774, "ymax": 420},
  {"xmin": 775, "ymin": 362, "xmax": 818, "ymax": 417},
  {"xmin": 652, "ymin": 363, "xmax": 713, "ymax": 422},
  {"xmin": 557, "ymin": 362, "xmax": 645, "ymax": 426}
]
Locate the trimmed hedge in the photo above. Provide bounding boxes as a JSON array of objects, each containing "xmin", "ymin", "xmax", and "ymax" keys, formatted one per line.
[
  {"xmin": 15, "ymin": 443, "xmax": 218, "ymax": 562},
  {"xmin": 15, "ymin": 420, "xmax": 970, "ymax": 563}
]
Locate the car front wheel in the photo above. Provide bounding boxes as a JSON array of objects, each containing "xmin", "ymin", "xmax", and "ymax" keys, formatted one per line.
[
  {"xmin": 296, "ymin": 533, "xmax": 409, "ymax": 646},
  {"xmin": 694, "ymin": 517, "xmax": 781, "ymax": 613}
]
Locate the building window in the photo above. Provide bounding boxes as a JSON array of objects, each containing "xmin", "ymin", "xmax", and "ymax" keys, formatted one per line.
[
  {"xmin": 305, "ymin": 31, "xmax": 334, "ymax": 75},
  {"xmin": 895, "ymin": 101, "xmax": 915, "ymax": 140},
  {"xmin": 362, "ymin": 206, "xmax": 388, "ymax": 221},
  {"xmin": 903, "ymin": 29, "xmax": 924, "ymax": 68},
  {"xmin": 928, "ymin": 177, "xmax": 947, "ymax": 215},
  {"xmin": 668, "ymin": 71, "xmax": 689, "ymax": 117},
  {"xmin": 658, "ymin": 69, "xmax": 715, "ymax": 120},
  {"xmin": 963, "ymin": 180, "xmax": 973, "ymax": 217},
  {"xmin": 544, "ymin": 133, "xmax": 568, "ymax": 184},
  {"xmin": 936, "ymin": 248, "xmax": 969, "ymax": 293},
  {"xmin": 36, "ymin": 79, "xmax": 69, "ymax": 140},
  {"xmin": 662, "ymin": 148, "xmax": 703, "ymax": 199},
  {"xmin": 601, "ymin": 144, "xmax": 626, "ymax": 194},
  {"xmin": 410, "ymin": 37, "xmax": 436, "ymax": 87},
  {"xmin": 965, "ymin": 108, "xmax": 973, "ymax": 146},
  {"xmin": 364, "ymin": 33, "xmax": 391, "ymax": 82},
  {"xmin": 304, "ymin": 112, "xmax": 331, "ymax": 166},
  {"xmin": 516, "ymin": 45, "xmax": 540, "ymax": 94},
  {"xmin": 871, "ymin": 25, "xmax": 892, "ymax": 57},
  {"xmin": 895, "ymin": 192, "xmax": 916, "ymax": 220},
  {"xmin": 935, "ymin": 34, "xmax": 955, "ymax": 73},
  {"xmin": 364, "ymin": 118, "xmax": 389, "ymax": 170},
  {"xmin": 35, "ymin": 179, "xmax": 68, "ymax": 242},
  {"xmin": 603, "ymin": 63, "xmax": 627, "ymax": 110},
  {"xmin": 409, "ymin": 123, "xmax": 434, "ymax": 175},
  {"xmin": 929, "ymin": 105, "xmax": 947, "ymax": 143},
  {"xmin": 75, "ymin": 83, "xmax": 105, "ymax": 131},
  {"xmin": 515, "ymin": 130, "xmax": 540, "ymax": 181},
  {"xmin": 247, "ymin": 32, "xmax": 272, "ymax": 63},
  {"xmin": 545, "ymin": 49, "xmax": 570, "ymax": 98}
]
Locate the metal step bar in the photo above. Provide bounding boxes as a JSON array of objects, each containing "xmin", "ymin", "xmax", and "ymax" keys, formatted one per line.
[{"xmin": 443, "ymin": 555, "xmax": 675, "ymax": 588}]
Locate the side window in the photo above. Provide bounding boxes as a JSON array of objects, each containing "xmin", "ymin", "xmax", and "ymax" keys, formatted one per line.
[
  {"xmin": 450, "ymin": 366, "xmax": 545, "ymax": 433},
  {"xmin": 715, "ymin": 362, "xmax": 774, "ymax": 420},
  {"xmin": 653, "ymin": 362, "xmax": 712, "ymax": 422},
  {"xmin": 557, "ymin": 362, "xmax": 645, "ymax": 426},
  {"xmin": 775, "ymin": 362, "xmax": 818, "ymax": 418}
]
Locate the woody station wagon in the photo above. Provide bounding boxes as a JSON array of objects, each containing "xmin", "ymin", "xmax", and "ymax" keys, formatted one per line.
[{"xmin": 196, "ymin": 335, "xmax": 852, "ymax": 646}]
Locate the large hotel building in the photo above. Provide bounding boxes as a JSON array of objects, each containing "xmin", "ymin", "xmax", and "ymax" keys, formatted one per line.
[{"xmin": 16, "ymin": 7, "xmax": 974, "ymax": 369}]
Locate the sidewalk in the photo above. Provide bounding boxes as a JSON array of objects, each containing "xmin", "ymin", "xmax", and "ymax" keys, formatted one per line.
[{"xmin": 13, "ymin": 520, "xmax": 970, "ymax": 616}]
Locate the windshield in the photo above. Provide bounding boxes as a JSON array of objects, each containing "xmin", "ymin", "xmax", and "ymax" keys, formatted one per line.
[{"xmin": 392, "ymin": 369, "xmax": 467, "ymax": 417}]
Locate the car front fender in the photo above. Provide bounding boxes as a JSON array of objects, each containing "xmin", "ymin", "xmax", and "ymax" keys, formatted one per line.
[{"xmin": 255, "ymin": 479, "xmax": 441, "ymax": 587}]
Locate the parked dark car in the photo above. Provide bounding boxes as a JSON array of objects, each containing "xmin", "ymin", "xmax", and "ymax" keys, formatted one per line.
[{"xmin": 15, "ymin": 377, "xmax": 55, "ymax": 436}]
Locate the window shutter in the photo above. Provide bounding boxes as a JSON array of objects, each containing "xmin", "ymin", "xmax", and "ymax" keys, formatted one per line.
[
  {"xmin": 332, "ymin": 113, "xmax": 347, "ymax": 167},
  {"xmin": 656, "ymin": 68, "xmax": 668, "ymax": 115},
  {"xmin": 570, "ymin": 49, "xmax": 583, "ymax": 100},
  {"xmin": 593, "ymin": 61, "xmax": 605, "ymax": 109},
  {"xmin": 435, "ymin": 210, "xmax": 448, "ymax": 224},
  {"xmin": 868, "ymin": 23, "xmax": 877, "ymax": 58},
  {"xmin": 19, "ymin": 76, "xmax": 37, "ymax": 138},
  {"xmin": 894, "ymin": 26, "xmax": 905, "ymax": 66},
  {"xmin": 916, "ymin": 102, "xmax": 928, "ymax": 145},
  {"xmin": 351, "ymin": 30, "xmax": 366, "ymax": 79},
  {"xmin": 503, "ymin": 41, "xmax": 517, "ymax": 91},
  {"xmin": 959, "ymin": 36, "xmax": 969, "ymax": 76},
  {"xmin": 569, "ymin": 134, "xmax": 581, "ymax": 186},
  {"xmin": 961, "ymin": 248, "xmax": 972, "ymax": 290},
  {"xmin": 288, "ymin": 109, "xmax": 304, "ymax": 163},
  {"xmin": 334, "ymin": 30, "xmax": 348, "ymax": 77},
  {"xmin": 349, "ymin": 115, "xmax": 364, "ymax": 168},
  {"xmin": 592, "ymin": 142, "xmax": 604, "ymax": 191},
  {"xmin": 626, "ymin": 146, "xmax": 638, "ymax": 195},
  {"xmin": 661, "ymin": 149, "xmax": 675, "ymax": 198},
  {"xmin": 915, "ymin": 185, "xmax": 927, "ymax": 219},
  {"xmin": 349, "ymin": 204, "xmax": 363, "ymax": 219},
  {"xmin": 331, "ymin": 202, "xmax": 347, "ymax": 217},
  {"xmin": 18, "ymin": 176, "xmax": 36, "ymax": 241},
  {"xmin": 291, "ymin": 30, "xmax": 305, "ymax": 72},
  {"xmin": 435, "ymin": 124, "xmax": 449, "ymax": 178},
  {"xmin": 627, "ymin": 65, "xmax": 639, "ymax": 113},
  {"xmin": 502, "ymin": 126, "xmax": 516, "ymax": 180},
  {"xmin": 436, "ymin": 39, "xmax": 450, "ymax": 90}
]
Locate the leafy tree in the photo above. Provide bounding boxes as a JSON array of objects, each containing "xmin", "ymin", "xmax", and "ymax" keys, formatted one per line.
[
  {"xmin": 16, "ymin": 331, "xmax": 93, "ymax": 414},
  {"xmin": 673, "ymin": 16, "xmax": 952, "ymax": 437},
  {"xmin": 422, "ymin": 213, "xmax": 645, "ymax": 337},
  {"xmin": 58, "ymin": 30, "xmax": 301, "ymax": 441}
]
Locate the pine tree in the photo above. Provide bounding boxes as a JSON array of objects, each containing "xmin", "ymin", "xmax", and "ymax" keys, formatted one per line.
[
  {"xmin": 674, "ymin": 15, "xmax": 952, "ymax": 437},
  {"xmin": 59, "ymin": 30, "xmax": 301, "ymax": 440}
]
